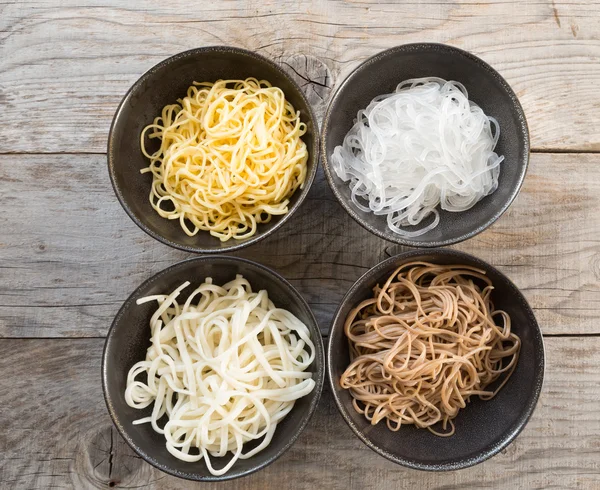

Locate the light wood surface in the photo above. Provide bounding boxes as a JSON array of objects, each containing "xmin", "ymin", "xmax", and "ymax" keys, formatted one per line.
[
  {"xmin": 0, "ymin": 0, "xmax": 599, "ymax": 152},
  {"xmin": 1, "ymin": 0, "xmax": 599, "ymax": 489},
  {"xmin": 1, "ymin": 152, "xmax": 599, "ymax": 338},
  {"xmin": 1, "ymin": 338, "xmax": 599, "ymax": 489}
]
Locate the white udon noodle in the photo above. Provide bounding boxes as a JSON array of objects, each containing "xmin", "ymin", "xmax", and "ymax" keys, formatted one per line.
[
  {"xmin": 124, "ymin": 275, "xmax": 316, "ymax": 476},
  {"xmin": 332, "ymin": 77, "xmax": 503, "ymax": 237}
]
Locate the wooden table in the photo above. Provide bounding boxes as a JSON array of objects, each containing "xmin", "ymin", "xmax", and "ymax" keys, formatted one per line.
[{"xmin": 1, "ymin": 1, "xmax": 599, "ymax": 488}]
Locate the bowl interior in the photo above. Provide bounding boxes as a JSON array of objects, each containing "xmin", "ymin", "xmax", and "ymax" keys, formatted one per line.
[
  {"xmin": 328, "ymin": 249, "xmax": 544, "ymax": 470},
  {"xmin": 109, "ymin": 47, "xmax": 318, "ymax": 253},
  {"xmin": 103, "ymin": 256, "xmax": 325, "ymax": 481},
  {"xmin": 322, "ymin": 44, "xmax": 529, "ymax": 247}
]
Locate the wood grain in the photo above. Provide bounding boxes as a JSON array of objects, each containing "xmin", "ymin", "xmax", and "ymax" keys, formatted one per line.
[
  {"xmin": 1, "ymin": 152, "xmax": 599, "ymax": 337},
  {"xmin": 0, "ymin": 337, "xmax": 598, "ymax": 489},
  {"xmin": 0, "ymin": 0, "xmax": 599, "ymax": 153},
  {"xmin": 1, "ymin": 1, "xmax": 598, "ymax": 489}
]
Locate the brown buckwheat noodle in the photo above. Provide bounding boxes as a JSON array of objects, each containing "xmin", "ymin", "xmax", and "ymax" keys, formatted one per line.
[{"xmin": 340, "ymin": 262, "xmax": 521, "ymax": 436}]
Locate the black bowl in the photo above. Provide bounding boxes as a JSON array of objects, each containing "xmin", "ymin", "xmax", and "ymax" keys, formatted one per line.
[
  {"xmin": 327, "ymin": 248, "xmax": 544, "ymax": 470},
  {"xmin": 321, "ymin": 43, "xmax": 530, "ymax": 247},
  {"xmin": 108, "ymin": 46, "xmax": 319, "ymax": 253},
  {"xmin": 102, "ymin": 256, "xmax": 325, "ymax": 481}
]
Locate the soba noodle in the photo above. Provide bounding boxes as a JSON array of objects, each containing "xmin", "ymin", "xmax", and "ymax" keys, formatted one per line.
[
  {"xmin": 340, "ymin": 262, "xmax": 520, "ymax": 436},
  {"xmin": 125, "ymin": 275, "xmax": 315, "ymax": 475}
]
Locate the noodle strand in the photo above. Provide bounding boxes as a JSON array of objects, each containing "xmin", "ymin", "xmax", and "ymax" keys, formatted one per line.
[
  {"xmin": 125, "ymin": 275, "xmax": 316, "ymax": 475},
  {"xmin": 340, "ymin": 262, "xmax": 520, "ymax": 436},
  {"xmin": 141, "ymin": 78, "xmax": 309, "ymax": 241},
  {"xmin": 332, "ymin": 78, "xmax": 503, "ymax": 237}
]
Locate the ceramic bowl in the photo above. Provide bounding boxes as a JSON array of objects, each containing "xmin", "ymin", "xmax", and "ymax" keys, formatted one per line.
[
  {"xmin": 321, "ymin": 43, "xmax": 529, "ymax": 247},
  {"xmin": 103, "ymin": 256, "xmax": 325, "ymax": 481},
  {"xmin": 108, "ymin": 46, "xmax": 319, "ymax": 253},
  {"xmin": 327, "ymin": 248, "xmax": 544, "ymax": 470}
]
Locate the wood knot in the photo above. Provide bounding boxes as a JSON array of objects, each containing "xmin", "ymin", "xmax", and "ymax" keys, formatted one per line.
[
  {"xmin": 72, "ymin": 424, "xmax": 153, "ymax": 488},
  {"xmin": 279, "ymin": 54, "xmax": 333, "ymax": 125}
]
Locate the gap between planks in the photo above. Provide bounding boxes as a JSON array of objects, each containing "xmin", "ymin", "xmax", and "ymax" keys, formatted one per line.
[
  {"xmin": 1, "ymin": 149, "xmax": 599, "ymax": 156},
  {"xmin": 2, "ymin": 333, "xmax": 599, "ymax": 340}
]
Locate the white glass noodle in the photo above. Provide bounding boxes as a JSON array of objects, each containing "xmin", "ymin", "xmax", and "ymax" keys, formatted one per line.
[{"xmin": 331, "ymin": 77, "xmax": 503, "ymax": 237}]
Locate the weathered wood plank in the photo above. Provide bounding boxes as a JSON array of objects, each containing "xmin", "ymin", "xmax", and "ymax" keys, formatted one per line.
[
  {"xmin": 0, "ymin": 337, "xmax": 598, "ymax": 489},
  {"xmin": 0, "ymin": 152, "xmax": 598, "ymax": 337},
  {"xmin": 0, "ymin": 0, "xmax": 599, "ymax": 153}
]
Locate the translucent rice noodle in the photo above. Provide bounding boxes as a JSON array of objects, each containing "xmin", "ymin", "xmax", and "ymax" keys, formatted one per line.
[{"xmin": 331, "ymin": 77, "xmax": 503, "ymax": 237}]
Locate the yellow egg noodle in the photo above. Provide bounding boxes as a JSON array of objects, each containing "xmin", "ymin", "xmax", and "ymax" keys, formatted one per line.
[
  {"xmin": 140, "ymin": 78, "xmax": 308, "ymax": 241},
  {"xmin": 125, "ymin": 275, "xmax": 316, "ymax": 476}
]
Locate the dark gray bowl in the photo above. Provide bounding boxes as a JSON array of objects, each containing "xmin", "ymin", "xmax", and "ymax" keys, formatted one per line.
[
  {"xmin": 321, "ymin": 43, "xmax": 530, "ymax": 247},
  {"xmin": 327, "ymin": 248, "xmax": 544, "ymax": 470},
  {"xmin": 102, "ymin": 256, "xmax": 325, "ymax": 481},
  {"xmin": 108, "ymin": 46, "xmax": 319, "ymax": 253}
]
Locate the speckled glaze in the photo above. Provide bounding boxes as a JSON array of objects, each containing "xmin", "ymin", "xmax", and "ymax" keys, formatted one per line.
[
  {"xmin": 327, "ymin": 248, "xmax": 545, "ymax": 471},
  {"xmin": 108, "ymin": 46, "xmax": 319, "ymax": 253},
  {"xmin": 321, "ymin": 43, "xmax": 530, "ymax": 247},
  {"xmin": 102, "ymin": 256, "xmax": 325, "ymax": 481}
]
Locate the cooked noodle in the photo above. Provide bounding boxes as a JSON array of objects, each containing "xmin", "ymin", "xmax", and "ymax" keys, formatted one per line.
[
  {"xmin": 340, "ymin": 262, "xmax": 520, "ymax": 436},
  {"xmin": 125, "ymin": 275, "xmax": 315, "ymax": 475},
  {"xmin": 332, "ymin": 78, "xmax": 503, "ymax": 237},
  {"xmin": 140, "ymin": 78, "xmax": 308, "ymax": 241}
]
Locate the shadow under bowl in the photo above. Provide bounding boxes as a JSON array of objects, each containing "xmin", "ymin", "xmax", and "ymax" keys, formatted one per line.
[
  {"xmin": 327, "ymin": 248, "xmax": 544, "ymax": 470},
  {"xmin": 321, "ymin": 43, "xmax": 530, "ymax": 247},
  {"xmin": 108, "ymin": 46, "xmax": 319, "ymax": 253},
  {"xmin": 102, "ymin": 256, "xmax": 325, "ymax": 481}
]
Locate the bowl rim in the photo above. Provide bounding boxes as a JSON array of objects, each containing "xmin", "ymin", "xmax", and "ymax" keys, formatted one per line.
[
  {"xmin": 326, "ymin": 247, "xmax": 545, "ymax": 471},
  {"xmin": 320, "ymin": 42, "xmax": 531, "ymax": 248},
  {"xmin": 101, "ymin": 255, "xmax": 326, "ymax": 481},
  {"xmin": 107, "ymin": 45, "xmax": 320, "ymax": 254}
]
